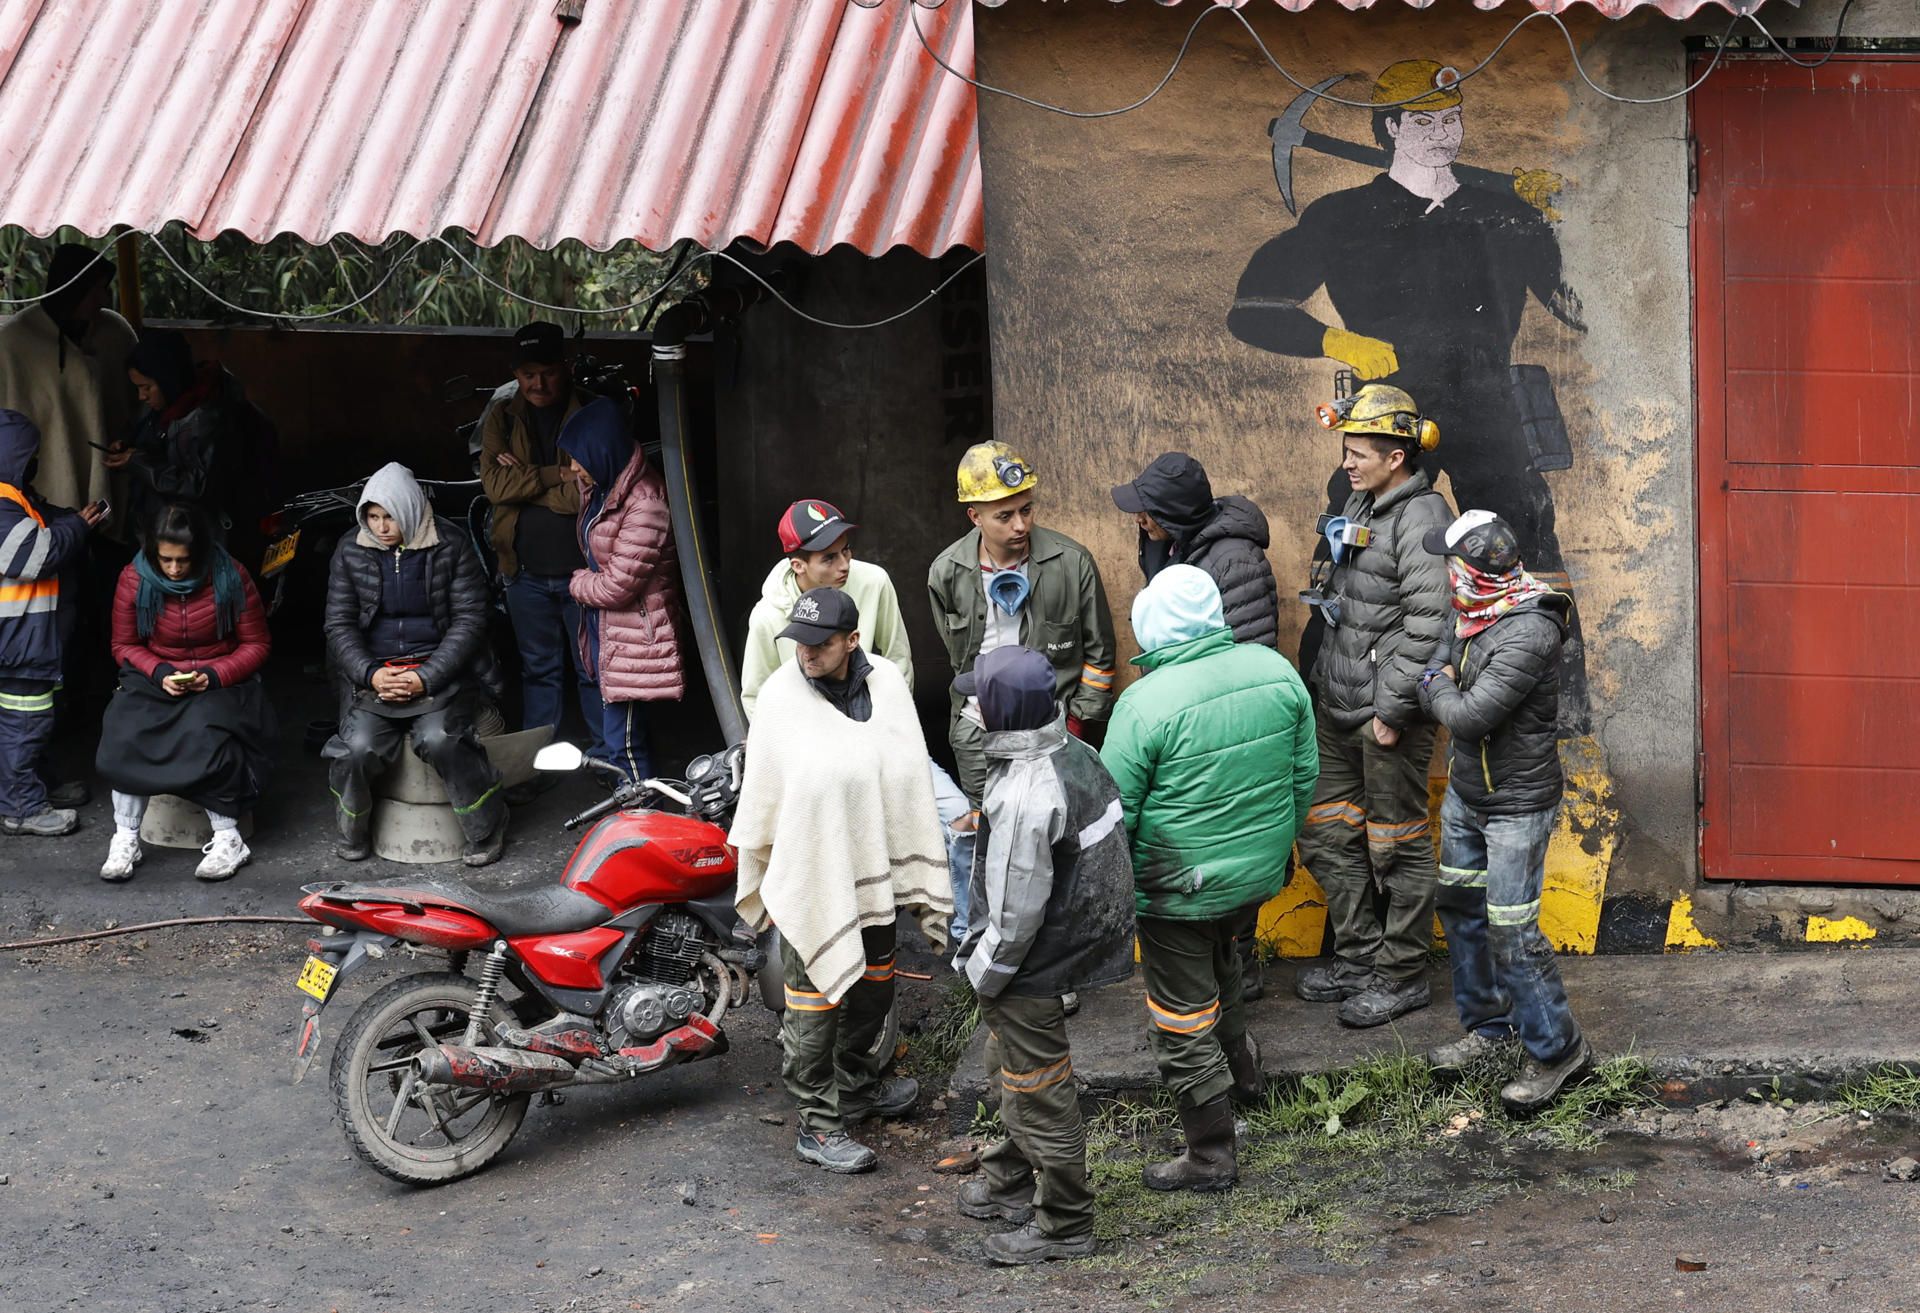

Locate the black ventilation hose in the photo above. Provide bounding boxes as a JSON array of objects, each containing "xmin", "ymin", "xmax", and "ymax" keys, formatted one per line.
[{"xmin": 653, "ymin": 298, "xmax": 747, "ymax": 747}]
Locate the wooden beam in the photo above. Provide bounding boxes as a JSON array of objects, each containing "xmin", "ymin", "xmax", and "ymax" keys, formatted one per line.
[{"xmin": 113, "ymin": 232, "xmax": 141, "ymax": 329}]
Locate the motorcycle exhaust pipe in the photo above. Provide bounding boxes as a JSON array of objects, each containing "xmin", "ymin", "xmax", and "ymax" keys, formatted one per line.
[{"xmin": 415, "ymin": 1044, "xmax": 577, "ymax": 1094}]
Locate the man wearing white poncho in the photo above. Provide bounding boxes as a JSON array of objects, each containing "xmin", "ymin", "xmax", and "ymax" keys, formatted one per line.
[{"xmin": 731, "ymin": 587, "xmax": 952, "ymax": 1174}]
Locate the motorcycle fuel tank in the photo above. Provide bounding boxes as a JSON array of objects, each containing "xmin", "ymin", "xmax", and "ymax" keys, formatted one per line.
[{"xmin": 563, "ymin": 809, "xmax": 736, "ymax": 912}]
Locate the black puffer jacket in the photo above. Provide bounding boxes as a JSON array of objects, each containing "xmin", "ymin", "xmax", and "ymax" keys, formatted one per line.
[
  {"xmin": 1130, "ymin": 458, "xmax": 1279, "ymax": 648},
  {"xmin": 1312, "ymin": 470, "xmax": 1453, "ymax": 730},
  {"xmin": 1419, "ymin": 593, "xmax": 1571, "ymax": 815},
  {"xmin": 324, "ymin": 519, "xmax": 501, "ymax": 701}
]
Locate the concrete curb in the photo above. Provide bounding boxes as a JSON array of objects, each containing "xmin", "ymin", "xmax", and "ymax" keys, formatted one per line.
[{"xmin": 948, "ymin": 948, "xmax": 1920, "ymax": 1130}]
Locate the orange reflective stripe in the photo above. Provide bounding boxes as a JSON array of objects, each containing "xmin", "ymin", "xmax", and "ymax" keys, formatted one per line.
[
  {"xmin": 1307, "ymin": 801, "xmax": 1365, "ymax": 828},
  {"xmin": 1002, "ymin": 1055, "xmax": 1073, "ymax": 1093},
  {"xmin": 1146, "ymin": 995, "xmax": 1220, "ymax": 1034},
  {"xmin": 1367, "ymin": 818, "xmax": 1431, "ymax": 844},
  {"xmin": 783, "ymin": 985, "xmax": 837, "ymax": 1012},
  {"xmin": 862, "ymin": 957, "xmax": 896, "ymax": 982},
  {"xmin": 0, "ymin": 483, "xmax": 46, "ymax": 526},
  {"xmin": 1080, "ymin": 663, "xmax": 1114, "ymax": 691},
  {"xmin": 0, "ymin": 579, "xmax": 57, "ymax": 602}
]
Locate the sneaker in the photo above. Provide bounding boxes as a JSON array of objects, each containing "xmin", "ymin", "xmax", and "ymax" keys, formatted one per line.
[
  {"xmin": 1427, "ymin": 1030, "xmax": 1511, "ymax": 1072},
  {"xmin": 1336, "ymin": 976, "xmax": 1432, "ymax": 1029},
  {"xmin": 195, "ymin": 830, "xmax": 251, "ymax": 881},
  {"xmin": 2, "ymin": 807, "xmax": 78, "ymax": 837},
  {"xmin": 46, "ymin": 779, "xmax": 91, "ymax": 808},
  {"xmin": 462, "ymin": 814, "xmax": 508, "ymax": 867},
  {"xmin": 984, "ymin": 1221, "xmax": 1095, "ymax": 1265},
  {"xmin": 958, "ymin": 1176, "xmax": 1036, "ymax": 1224},
  {"xmin": 1500, "ymin": 1038, "xmax": 1594, "ymax": 1113},
  {"xmin": 794, "ymin": 1129, "xmax": 877, "ymax": 1174},
  {"xmin": 841, "ymin": 1076, "xmax": 919, "ymax": 1124},
  {"xmin": 1294, "ymin": 963, "xmax": 1373, "ymax": 1003},
  {"xmin": 100, "ymin": 829, "xmax": 144, "ymax": 882}
]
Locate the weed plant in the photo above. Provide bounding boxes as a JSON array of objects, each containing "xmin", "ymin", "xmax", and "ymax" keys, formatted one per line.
[{"xmin": 1839, "ymin": 1064, "xmax": 1920, "ymax": 1115}]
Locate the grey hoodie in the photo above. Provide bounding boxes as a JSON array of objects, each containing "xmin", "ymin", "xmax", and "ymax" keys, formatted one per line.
[{"xmin": 355, "ymin": 462, "xmax": 436, "ymax": 550}]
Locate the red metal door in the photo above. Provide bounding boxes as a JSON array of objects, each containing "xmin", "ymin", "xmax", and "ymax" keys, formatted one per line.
[{"xmin": 1694, "ymin": 56, "xmax": 1920, "ymax": 884}]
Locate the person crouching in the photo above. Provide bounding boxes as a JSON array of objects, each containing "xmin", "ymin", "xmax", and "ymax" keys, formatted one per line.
[
  {"xmin": 96, "ymin": 503, "xmax": 274, "ymax": 880},
  {"xmin": 951, "ymin": 645, "xmax": 1135, "ymax": 1265},
  {"xmin": 322, "ymin": 462, "xmax": 506, "ymax": 865},
  {"xmin": 730, "ymin": 587, "xmax": 952, "ymax": 1174}
]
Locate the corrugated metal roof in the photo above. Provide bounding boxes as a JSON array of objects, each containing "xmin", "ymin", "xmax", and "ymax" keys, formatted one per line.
[
  {"xmin": 974, "ymin": 0, "xmax": 1789, "ymax": 14},
  {"xmin": 0, "ymin": 0, "xmax": 984, "ymax": 256}
]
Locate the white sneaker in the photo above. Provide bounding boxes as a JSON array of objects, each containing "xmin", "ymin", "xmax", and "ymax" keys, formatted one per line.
[
  {"xmin": 100, "ymin": 829, "xmax": 144, "ymax": 882},
  {"xmin": 195, "ymin": 830, "xmax": 251, "ymax": 881}
]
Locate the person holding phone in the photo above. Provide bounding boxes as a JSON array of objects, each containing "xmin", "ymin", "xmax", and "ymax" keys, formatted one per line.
[
  {"xmin": 96, "ymin": 503, "xmax": 273, "ymax": 880},
  {"xmin": 0, "ymin": 409, "xmax": 104, "ymax": 838}
]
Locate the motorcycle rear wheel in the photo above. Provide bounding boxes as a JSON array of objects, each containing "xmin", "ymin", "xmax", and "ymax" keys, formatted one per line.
[{"xmin": 330, "ymin": 972, "xmax": 531, "ymax": 1185}]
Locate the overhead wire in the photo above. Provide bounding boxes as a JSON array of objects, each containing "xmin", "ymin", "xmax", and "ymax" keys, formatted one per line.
[{"xmin": 907, "ymin": 0, "xmax": 1858, "ymax": 114}]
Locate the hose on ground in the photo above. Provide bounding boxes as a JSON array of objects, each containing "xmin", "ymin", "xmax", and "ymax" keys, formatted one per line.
[{"xmin": 0, "ymin": 915, "xmax": 310, "ymax": 952}]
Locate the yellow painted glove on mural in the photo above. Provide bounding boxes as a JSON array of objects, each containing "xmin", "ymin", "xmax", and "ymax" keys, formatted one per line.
[
  {"xmin": 1513, "ymin": 168, "xmax": 1566, "ymax": 222},
  {"xmin": 1322, "ymin": 326, "xmax": 1399, "ymax": 380}
]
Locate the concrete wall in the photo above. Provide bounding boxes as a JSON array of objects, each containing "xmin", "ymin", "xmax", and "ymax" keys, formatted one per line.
[{"xmin": 973, "ymin": 0, "xmax": 1917, "ymax": 951}]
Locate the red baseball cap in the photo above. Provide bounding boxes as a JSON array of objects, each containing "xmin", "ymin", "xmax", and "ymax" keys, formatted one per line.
[{"xmin": 777, "ymin": 499, "xmax": 857, "ymax": 554}]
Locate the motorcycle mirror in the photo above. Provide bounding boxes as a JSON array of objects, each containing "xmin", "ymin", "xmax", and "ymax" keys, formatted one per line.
[
  {"xmin": 440, "ymin": 374, "xmax": 476, "ymax": 404},
  {"xmin": 533, "ymin": 742, "xmax": 587, "ymax": 773}
]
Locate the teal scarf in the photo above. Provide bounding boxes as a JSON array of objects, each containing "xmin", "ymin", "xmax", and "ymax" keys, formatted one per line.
[{"xmin": 134, "ymin": 545, "xmax": 246, "ymax": 640}]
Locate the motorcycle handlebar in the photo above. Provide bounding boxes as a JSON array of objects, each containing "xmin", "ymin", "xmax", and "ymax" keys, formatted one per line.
[{"xmin": 560, "ymin": 778, "xmax": 695, "ymax": 830}]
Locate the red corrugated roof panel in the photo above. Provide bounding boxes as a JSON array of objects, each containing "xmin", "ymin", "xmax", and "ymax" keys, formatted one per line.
[
  {"xmin": 0, "ymin": 0, "xmax": 985, "ymax": 256},
  {"xmin": 976, "ymin": 0, "xmax": 1790, "ymax": 14}
]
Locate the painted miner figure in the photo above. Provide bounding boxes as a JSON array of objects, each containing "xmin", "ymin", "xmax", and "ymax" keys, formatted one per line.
[{"xmin": 1229, "ymin": 59, "xmax": 1589, "ymax": 726}]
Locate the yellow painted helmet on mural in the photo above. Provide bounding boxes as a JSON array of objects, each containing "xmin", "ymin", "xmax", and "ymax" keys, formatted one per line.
[
  {"xmin": 956, "ymin": 441, "xmax": 1039, "ymax": 503},
  {"xmin": 1317, "ymin": 383, "xmax": 1441, "ymax": 452},
  {"xmin": 1371, "ymin": 59, "xmax": 1463, "ymax": 113}
]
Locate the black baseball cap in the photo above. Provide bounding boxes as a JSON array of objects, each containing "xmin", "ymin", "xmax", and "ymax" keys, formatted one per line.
[
  {"xmin": 1423, "ymin": 509, "xmax": 1522, "ymax": 575},
  {"xmin": 777, "ymin": 587, "xmax": 860, "ymax": 645},
  {"xmin": 1112, "ymin": 452, "xmax": 1209, "ymax": 515},
  {"xmin": 510, "ymin": 321, "xmax": 566, "ymax": 368},
  {"xmin": 777, "ymin": 499, "xmax": 858, "ymax": 555}
]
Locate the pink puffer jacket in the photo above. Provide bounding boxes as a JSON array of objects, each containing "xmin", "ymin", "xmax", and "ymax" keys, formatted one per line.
[{"xmin": 570, "ymin": 450, "xmax": 684, "ymax": 703}]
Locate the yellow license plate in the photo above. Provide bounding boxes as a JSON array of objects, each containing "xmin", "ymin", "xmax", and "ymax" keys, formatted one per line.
[
  {"xmin": 295, "ymin": 954, "xmax": 338, "ymax": 1002},
  {"xmin": 260, "ymin": 530, "xmax": 300, "ymax": 578}
]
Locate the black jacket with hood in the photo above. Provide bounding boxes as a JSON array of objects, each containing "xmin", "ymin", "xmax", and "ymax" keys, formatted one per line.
[
  {"xmin": 1419, "ymin": 592, "xmax": 1571, "ymax": 815},
  {"xmin": 1131, "ymin": 459, "xmax": 1279, "ymax": 648}
]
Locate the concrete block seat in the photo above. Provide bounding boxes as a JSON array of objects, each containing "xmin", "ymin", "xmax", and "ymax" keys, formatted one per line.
[
  {"xmin": 371, "ymin": 720, "xmax": 552, "ymax": 864},
  {"xmin": 139, "ymin": 795, "xmax": 254, "ymax": 849}
]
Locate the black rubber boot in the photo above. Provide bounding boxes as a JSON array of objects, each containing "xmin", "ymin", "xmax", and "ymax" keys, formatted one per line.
[
  {"xmin": 1142, "ymin": 1093, "xmax": 1238, "ymax": 1193},
  {"xmin": 1225, "ymin": 1032, "xmax": 1266, "ymax": 1103}
]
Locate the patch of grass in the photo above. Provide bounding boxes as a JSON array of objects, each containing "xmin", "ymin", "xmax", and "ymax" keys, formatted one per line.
[
  {"xmin": 899, "ymin": 975, "xmax": 980, "ymax": 1086},
  {"xmin": 1839, "ymin": 1064, "xmax": 1920, "ymax": 1114},
  {"xmin": 1554, "ymin": 1166, "xmax": 1637, "ymax": 1194}
]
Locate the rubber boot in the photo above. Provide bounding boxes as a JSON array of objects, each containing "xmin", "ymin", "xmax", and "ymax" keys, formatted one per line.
[
  {"xmin": 1225, "ymin": 1032, "xmax": 1266, "ymax": 1104},
  {"xmin": 1142, "ymin": 1093, "xmax": 1238, "ymax": 1193}
]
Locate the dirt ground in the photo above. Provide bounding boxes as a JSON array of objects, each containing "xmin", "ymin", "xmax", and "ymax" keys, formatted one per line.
[{"xmin": 3, "ymin": 919, "xmax": 1917, "ymax": 1313}]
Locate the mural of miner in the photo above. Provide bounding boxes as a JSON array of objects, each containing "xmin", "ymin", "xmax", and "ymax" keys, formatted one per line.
[{"xmin": 1227, "ymin": 60, "xmax": 1590, "ymax": 729}]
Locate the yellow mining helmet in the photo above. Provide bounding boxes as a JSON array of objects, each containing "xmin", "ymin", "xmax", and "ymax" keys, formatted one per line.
[
  {"xmin": 1371, "ymin": 59, "xmax": 1463, "ymax": 113},
  {"xmin": 956, "ymin": 441, "xmax": 1039, "ymax": 503},
  {"xmin": 1317, "ymin": 383, "xmax": 1441, "ymax": 452}
]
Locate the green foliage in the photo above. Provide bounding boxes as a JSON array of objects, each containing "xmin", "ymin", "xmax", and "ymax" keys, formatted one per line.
[
  {"xmin": 1838, "ymin": 1064, "xmax": 1920, "ymax": 1115},
  {"xmin": 0, "ymin": 224, "xmax": 704, "ymax": 331}
]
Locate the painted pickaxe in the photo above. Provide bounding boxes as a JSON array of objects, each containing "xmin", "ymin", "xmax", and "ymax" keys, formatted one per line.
[{"xmin": 1268, "ymin": 75, "xmax": 1526, "ymax": 216}]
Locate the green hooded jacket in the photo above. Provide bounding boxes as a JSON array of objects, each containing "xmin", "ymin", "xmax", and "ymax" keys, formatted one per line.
[{"xmin": 1100, "ymin": 627, "xmax": 1319, "ymax": 920}]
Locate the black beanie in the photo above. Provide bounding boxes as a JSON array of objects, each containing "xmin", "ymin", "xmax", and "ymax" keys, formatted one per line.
[
  {"xmin": 127, "ymin": 329, "xmax": 196, "ymax": 406},
  {"xmin": 42, "ymin": 243, "xmax": 115, "ymax": 323}
]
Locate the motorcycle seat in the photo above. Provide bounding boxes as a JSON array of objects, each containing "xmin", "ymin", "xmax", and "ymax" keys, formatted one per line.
[{"xmin": 319, "ymin": 878, "xmax": 612, "ymax": 938}]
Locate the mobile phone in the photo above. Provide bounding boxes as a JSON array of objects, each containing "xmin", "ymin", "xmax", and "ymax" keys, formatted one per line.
[
  {"xmin": 166, "ymin": 671, "xmax": 196, "ymax": 685},
  {"xmin": 87, "ymin": 499, "xmax": 110, "ymax": 517}
]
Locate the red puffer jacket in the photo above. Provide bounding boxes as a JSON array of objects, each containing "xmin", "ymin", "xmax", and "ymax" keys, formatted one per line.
[
  {"xmin": 570, "ymin": 450, "xmax": 684, "ymax": 704},
  {"xmin": 111, "ymin": 560, "xmax": 271, "ymax": 688}
]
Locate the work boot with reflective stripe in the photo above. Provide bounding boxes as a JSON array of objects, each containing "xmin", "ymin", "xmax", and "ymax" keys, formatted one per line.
[
  {"xmin": 841, "ymin": 1075, "xmax": 919, "ymax": 1125},
  {"xmin": 1142, "ymin": 1093, "xmax": 1238, "ymax": 1193}
]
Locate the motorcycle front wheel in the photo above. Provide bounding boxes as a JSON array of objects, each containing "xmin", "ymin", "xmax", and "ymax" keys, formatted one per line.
[{"xmin": 330, "ymin": 972, "xmax": 531, "ymax": 1185}]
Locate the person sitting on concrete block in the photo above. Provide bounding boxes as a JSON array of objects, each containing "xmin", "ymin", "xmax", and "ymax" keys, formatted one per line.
[
  {"xmin": 1101, "ymin": 565, "xmax": 1318, "ymax": 1193},
  {"xmin": 950, "ymin": 644, "xmax": 1135, "ymax": 1266},
  {"xmin": 321, "ymin": 462, "xmax": 505, "ymax": 866},
  {"xmin": 96, "ymin": 502, "xmax": 273, "ymax": 882},
  {"xmin": 1418, "ymin": 510, "xmax": 1591, "ymax": 1111}
]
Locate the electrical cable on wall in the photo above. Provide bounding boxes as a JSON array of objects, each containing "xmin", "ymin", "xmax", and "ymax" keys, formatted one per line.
[{"xmin": 908, "ymin": 0, "xmax": 1857, "ymax": 114}]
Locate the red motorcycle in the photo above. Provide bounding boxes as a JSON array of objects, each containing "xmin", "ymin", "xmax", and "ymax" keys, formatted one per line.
[{"xmin": 290, "ymin": 742, "xmax": 769, "ymax": 1184}]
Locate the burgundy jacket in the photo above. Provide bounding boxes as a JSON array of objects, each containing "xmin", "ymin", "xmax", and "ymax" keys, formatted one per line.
[
  {"xmin": 570, "ymin": 451, "xmax": 684, "ymax": 704},
  {"xmin": 111, "ymin": 561, "xmax": 271, "ymax": 688}
]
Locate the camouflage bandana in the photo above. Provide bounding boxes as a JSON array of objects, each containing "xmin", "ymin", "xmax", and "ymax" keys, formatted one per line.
[{"xmin": 1449, "ymin": 557, "xmax": 1551, "ymax": 639}]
